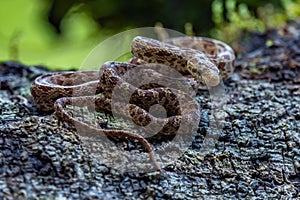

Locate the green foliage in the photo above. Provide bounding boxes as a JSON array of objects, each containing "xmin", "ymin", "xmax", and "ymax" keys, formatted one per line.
[
  {"xmin": 281, "ymin": 0, "xmax": 300, "ymax": 20},
  {"xmin": 211, "ymin": 0, "xmax": 300, "ymax": 42},
  {"xmin": 0, "ymin": 0, "xmax": 299, "ymax": 69},
  {"xmin": 0, "ymin": 0, "xmax": 107, "ymax": 69}
]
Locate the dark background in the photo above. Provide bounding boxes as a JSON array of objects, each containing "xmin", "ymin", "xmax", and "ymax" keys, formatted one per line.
[{"xmin": 48, "ymin": 0, "xmax": 283, "ymax": 35}]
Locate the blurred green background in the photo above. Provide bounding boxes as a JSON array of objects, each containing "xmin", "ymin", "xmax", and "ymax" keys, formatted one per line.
[{"xmin": 0, "ymin": 0, "xmax": 299, "ymax": 69}]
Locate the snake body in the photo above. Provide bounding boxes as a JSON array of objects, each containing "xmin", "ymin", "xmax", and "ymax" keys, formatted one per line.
[{"xmin": 30, "ymin": 36, "xmax": 235, "ymax": 172}]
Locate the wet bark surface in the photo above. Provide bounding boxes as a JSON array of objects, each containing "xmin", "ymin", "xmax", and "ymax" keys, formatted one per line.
[{"xmin": 0, "ymin": 22, "xmax": 300, "ymax": 199}]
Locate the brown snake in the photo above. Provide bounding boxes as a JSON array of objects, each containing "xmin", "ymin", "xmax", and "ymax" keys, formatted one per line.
[{"xmin": 30, "ymin": 36, "xmax": 235, "ymax": 173}]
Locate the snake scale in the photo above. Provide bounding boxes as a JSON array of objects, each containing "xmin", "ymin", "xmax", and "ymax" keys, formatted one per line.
[{"xmin": 31, "ymin": 36, "xmax": 235, "ymax": 173}]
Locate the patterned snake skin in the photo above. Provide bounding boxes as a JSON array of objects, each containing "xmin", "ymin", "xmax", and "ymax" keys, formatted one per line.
[{"xmin": 30, "ymin": 36, "xmax": 235, "ymax": 172}]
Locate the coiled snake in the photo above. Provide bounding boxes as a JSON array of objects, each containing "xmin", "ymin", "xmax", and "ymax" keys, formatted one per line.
[{"xmin": 30, "ymin": 36, "xmax": 235, "ymax": 173}]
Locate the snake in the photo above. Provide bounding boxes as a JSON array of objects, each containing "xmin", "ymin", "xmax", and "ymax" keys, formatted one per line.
[{"xmin": 30, "ymin": 36, "xmax": 235, "ymax": 173}]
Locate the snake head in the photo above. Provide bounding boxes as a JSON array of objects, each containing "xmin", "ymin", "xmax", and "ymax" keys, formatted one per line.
[
  {"xmin": 201, "ymin": 70, "xmax": 220, "ymax": 87},
  {"xmin": 187, "ymin": 57, "xmax": 220, "ymax": 87}
]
